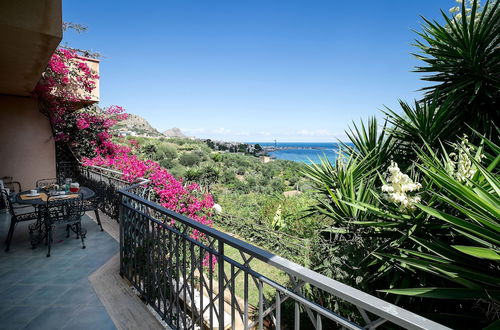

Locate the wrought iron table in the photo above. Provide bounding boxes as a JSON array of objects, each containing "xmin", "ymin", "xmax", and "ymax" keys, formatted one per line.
[{"xmin": 15, "ymin": 187, "xmax": 95, "ymax": 250}]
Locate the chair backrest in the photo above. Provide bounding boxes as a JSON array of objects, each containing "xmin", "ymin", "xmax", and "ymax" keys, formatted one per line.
[
  {"xmin": 1, "ymin": 176, "xmax": 22, "ymax": 193},
  {"xmin": 0, "ymin": 189, "xmax": 15, "ymax": 216},
  {"xmin": 36, "ymin": 178, "xmax": 58, "ymax": 189},
  {"xmin": 46, "ymin": 195, "xmax": 85, "ymax": 225},
  {"xmin": 4, "ymin": 181, "xmax": 21, "ymax": 193}
]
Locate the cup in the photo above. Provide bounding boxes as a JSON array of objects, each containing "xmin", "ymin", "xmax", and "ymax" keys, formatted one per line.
[
  {"xmin": 69, "ymin": 182, "xmax": 80, "ymax": 193},
  {"xmin": 30, "ymin": 189, "xmax": 37, "ymax": 195}
]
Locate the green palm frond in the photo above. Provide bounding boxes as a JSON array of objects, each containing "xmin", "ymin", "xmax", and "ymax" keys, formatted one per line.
[
  {"xmin": 341, "ymin": 116, "xmax": 395, "ymax": 169},
  {"xmin": 413, "ymin": 0, "xmax": 500, "ymax": 130},
  {"xmin": 383, "ymin": 96, "xmax": 460, "ymax": 159},
  {"xmin": 302, "ymin": 153, "xmax": 379, "ymax": 224}
]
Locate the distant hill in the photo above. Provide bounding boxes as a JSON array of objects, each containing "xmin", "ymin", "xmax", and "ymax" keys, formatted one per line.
[
  {"xmin": 113, "ymin": 114, "xmax": 164, "ymax": 138},
  {"xmin": 163, "ymin": 127, "xmax": 186, "ymax": 138}
]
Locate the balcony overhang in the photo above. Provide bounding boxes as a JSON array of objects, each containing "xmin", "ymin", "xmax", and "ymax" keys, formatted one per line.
[{"xmin": 0, "ymin": 0, "xmax": 62, "ymax": 97}]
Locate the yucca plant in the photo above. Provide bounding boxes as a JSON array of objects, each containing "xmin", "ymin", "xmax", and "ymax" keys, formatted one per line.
[
  {"xmin": 304, "ymin": 1, "xmax": 499, "ymax": 326},
  {"xmin": 413, "ymin": 0, "xmax": 500, "ymax": 134},
  {"xmin": 377, "ymin": 135, "xmax": 500, "ymax": 328},
  {"xmin": 341, "ymin": 117, "xmax": 395, "ymax": 169},
  {"xmin": 383, "ymin": 96, "xmax": 460, "ymax": 162},
  {"xmin": 303, "ymin": 153, "xmax": 379, "ymax": 225},
  {"xmin": 303, "ymin": 153, "xmax": 400, "ymax": 323}
]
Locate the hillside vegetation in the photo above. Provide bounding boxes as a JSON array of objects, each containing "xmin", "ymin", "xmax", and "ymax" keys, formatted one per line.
[{"xmin": 120, "ymin": 136, "xmax": 323, "ymax": 243}]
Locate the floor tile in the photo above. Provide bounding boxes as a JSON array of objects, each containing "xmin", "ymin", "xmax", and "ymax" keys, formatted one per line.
[
  {"xmin": 17, "ymin": 285, "xmax": 70, "ymax": 306},
  {"xmin": 0, "ymin": 306, "xmax": 44, "ymax": 329},
  {"xmin": 0, "ymin": 285, "xmax": 39, "ymax": 305},
  {"xmin": 62, "ymin": 306, "xmax": 116, "ymax": 330},
  {"xmin": 22, "ymin": 306, "xmax": 74, "ymax": 330},
  {"xmin": 52, "ymin": 284, "xmax": 99, "ymax": 306}
]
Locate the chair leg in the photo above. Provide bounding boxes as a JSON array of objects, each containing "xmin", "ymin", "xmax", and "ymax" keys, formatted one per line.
[
  {"xmin": 78, "ymin": 223, "xmax": 86, "ymax": 249},
  {"xmin": 46, "ymin": 226, "xmax": 52, "ymax": 257},
  {"xmin": 29, "ymin": 217, "xmax": 42, "ymax": 249},
  {"xmin": 94, "ymin": 209, "xmax": 103, "ymax": 231},
  {"xmin": 5, "ymin": 221, "xmax": 16, "ymax": 252}
]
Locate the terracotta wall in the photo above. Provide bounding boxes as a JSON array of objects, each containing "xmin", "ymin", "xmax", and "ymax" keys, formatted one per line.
[{"xmin": 0, "ymin": 95, "xmax": 56, "ymax": 190}]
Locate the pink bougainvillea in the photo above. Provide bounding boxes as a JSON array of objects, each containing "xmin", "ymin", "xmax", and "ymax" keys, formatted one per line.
[
  {"xmin": 82, "ymin": 146, "xmax": 214, "ymax": 228},
  {"xmin": 35, "ymin": 47, "xmax": 216, "ymax": 242}
]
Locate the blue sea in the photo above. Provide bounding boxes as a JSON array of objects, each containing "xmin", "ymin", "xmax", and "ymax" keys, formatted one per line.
[{"xmin": 248, "ymin": 142, "xmax": 352, "ymax": 164}]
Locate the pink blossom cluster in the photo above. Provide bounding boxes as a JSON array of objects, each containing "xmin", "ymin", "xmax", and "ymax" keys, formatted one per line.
[
  {"xmin": 82, "ymin": 142, "xmax": 214, "ymax": 231},
  {"xmin": 34, "ymin": 48, "xmax": 101, "ymax": 144},
  {"xmin": 35, "ymin": 48, "xmax": 98, "ymax": 109}
]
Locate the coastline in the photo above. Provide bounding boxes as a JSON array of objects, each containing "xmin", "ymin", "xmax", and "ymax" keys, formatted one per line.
[{"xmin": 247, "ymin": 142, "xmax": 351, "ymax": 164}]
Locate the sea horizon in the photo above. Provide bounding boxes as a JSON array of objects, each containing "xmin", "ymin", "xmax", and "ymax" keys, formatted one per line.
[{"xmin": 245, "ymin": 141, "xmax": 353, "ymax": 164}]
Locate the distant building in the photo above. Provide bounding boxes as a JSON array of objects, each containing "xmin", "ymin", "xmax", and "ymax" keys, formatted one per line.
[
  {"xmin": 260, "ymin": 156, "xmax": 273, "ymax": 163},
  {"xmin": 118, "ymin": 131, "xmax": 136, "ymax": 137}
]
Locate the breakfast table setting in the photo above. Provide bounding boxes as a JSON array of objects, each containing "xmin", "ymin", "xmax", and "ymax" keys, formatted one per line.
[
  {"xmin": 5, "ymin": 179, "xmax": 96, "ymax": 252},
  {"xmin": 16, "ymin": 183, "xmax": 95, "ymax": 206}
]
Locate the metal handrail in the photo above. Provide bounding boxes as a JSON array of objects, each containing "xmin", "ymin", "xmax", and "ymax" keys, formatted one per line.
[
  {"xmin": 118, "ymin": 183, "xmax": 449, "ymax": 330},
  {"xmin": 78, "ymin": 163, "xmax": 449, "ymax": 329},
  {"xmin": 79, "ymin": 164, "xmax": 150, "ymax": 185}
]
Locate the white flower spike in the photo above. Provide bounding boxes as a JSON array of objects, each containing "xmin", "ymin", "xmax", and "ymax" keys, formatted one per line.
[{"xmin": 381, "ymin": 161, "xmax": 422, "ymax": 211}]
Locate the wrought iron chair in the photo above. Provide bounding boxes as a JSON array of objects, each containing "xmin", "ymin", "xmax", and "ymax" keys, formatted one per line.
[
  {"xmin": 45, "ymin": 195, "xmax": 86, "ymax": 257},
  {"xmin": 83, "ymin": 180, "xmax": 106, "ymax": 231},
  {"xmin": 1, "ymin": 189, "xmax": 41, "ymax": 252},
  {"xmin": 1, "ymin": 176, "xmax": 22, "ymax": 193},
  {"xmin": 0, "ymin": 176, "xmax": 32, "ymax": 210}
]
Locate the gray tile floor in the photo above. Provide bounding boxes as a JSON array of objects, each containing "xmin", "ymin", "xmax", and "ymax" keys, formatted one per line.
[{"xmin": 0, "ymin": 211, "xmax": 118, "ymax": 329}]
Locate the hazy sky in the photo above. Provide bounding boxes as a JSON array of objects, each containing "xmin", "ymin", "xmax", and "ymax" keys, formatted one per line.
[{"xmin": 63, "ymin": 0, "xmax": 453, "ymax": 142}]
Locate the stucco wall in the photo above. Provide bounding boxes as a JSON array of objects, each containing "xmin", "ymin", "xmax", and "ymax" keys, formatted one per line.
[{"xmin": 0, "ymin": 95, "xmax": 56, "ymax": 190}]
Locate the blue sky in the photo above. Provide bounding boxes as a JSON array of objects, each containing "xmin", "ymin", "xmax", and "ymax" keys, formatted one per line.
[{"xmin": 62, "ymin": 0, "xmax": 453, "ymax": 142}]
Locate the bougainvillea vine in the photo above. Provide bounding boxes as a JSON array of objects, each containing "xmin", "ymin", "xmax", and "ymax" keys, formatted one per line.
[{"xmin": 35, "ymin": 48, "xmax": 215, "ymax": 246}]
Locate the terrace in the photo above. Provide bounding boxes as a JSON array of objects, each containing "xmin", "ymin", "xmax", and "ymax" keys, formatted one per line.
[
  {"xmin": 0, "ymin": 214, "xmax": 117, "ymax": 329},
  {"xmin": 0, "ymin": 2, "xmax": 464, "ymax": 329},
  {"xmin": 0, "ymin": 164, "xmax": 451, "ymax": 329}
]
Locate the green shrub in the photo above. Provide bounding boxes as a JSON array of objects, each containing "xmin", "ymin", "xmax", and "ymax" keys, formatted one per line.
[
  {"xmin": 376, "ymin": 135, "xmax": 500, "ymax": 328},
  {"xmin": 156, "ymin": 142, "xmax": 178, "ymax": 159},
  {"xmin": 159, "ymin": 158, "xmax": 174, "ymax": 169},
  {"xmin": 210, "ymin": 152, "xmax": 223, "ymax": 162},
  {"xmin": 179, "ymin": 152, "xmax": 200, "ymax": 166},
  {"xmin": 168, "ymin": 164, "xmax": 185, "ymax": 179}
]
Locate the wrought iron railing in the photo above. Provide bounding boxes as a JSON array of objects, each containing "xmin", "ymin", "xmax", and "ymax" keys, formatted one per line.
[
  {"xmin": 57, "ymin": 163, "xmax": 449, "ymax": 329},
  {"xmin": 118, "ymin": 182, "xmax": 450, "ymax": 330},
  {"xmin": 57, "ymin": 162, "xmax": 149, "ymax": 220},
  {"xmin": 215, "ymin": 214, "xmax": 310, "ymax": 266},
  {"xmin": 77, "ymin": 164, "xmax": 149, "ymax": 219}
]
